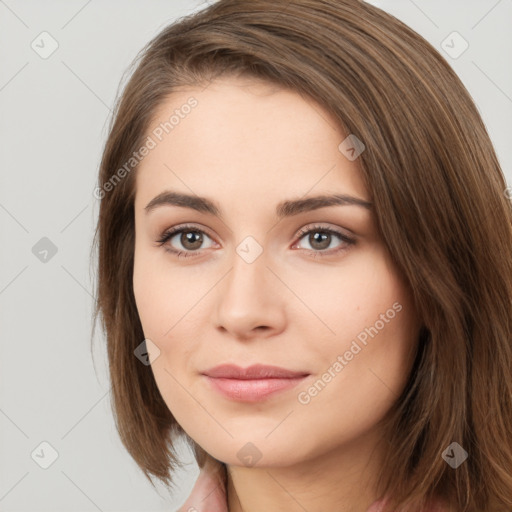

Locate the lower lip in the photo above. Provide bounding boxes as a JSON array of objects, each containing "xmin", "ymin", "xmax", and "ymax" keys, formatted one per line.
[{"xmin": 203, "ymin": 375, "xmax": 308, "ymax": 402}]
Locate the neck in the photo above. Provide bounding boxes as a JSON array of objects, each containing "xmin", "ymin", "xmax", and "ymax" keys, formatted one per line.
[{"xmin": 226, "ymin": 428, "xmax": 386, "ymax": 512}]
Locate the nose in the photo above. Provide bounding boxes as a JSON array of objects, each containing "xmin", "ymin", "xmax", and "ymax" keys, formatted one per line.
[{"xmin": 213, "ymin": 246, "xmax": 286, "ymax": 340}]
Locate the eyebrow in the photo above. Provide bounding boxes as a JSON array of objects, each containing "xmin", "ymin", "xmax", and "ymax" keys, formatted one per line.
[{"xmin": 144, "ymin": 190, "xmax": 373, "ymax": 218}]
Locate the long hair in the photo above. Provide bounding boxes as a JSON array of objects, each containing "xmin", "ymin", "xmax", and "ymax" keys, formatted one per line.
[{"xmin": 91, "ymin": 1, "xmax": 512, "ymax": 510}]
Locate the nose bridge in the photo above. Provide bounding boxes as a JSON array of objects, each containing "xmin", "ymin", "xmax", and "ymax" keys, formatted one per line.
[
  {"xmin": 224, "ymin": 238, "xmax": 272, "ymax": 305},
  {"xmin": 214, "ymin": 235, "xmax": 284, "ymax": 335}
]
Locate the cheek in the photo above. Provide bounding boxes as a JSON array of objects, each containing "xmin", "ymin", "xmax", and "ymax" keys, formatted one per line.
[
  {"xmin": 290, "ymin": 245, "xmax": 412, "ymax": 345},
  {"xmin": 132, "ymin": 251, "xmax": 199, "ymax": 414},
  {"xmin": 132, "ymin": 247, "xmax": 210, "ymax": 400},
  {"xmin": 293, "ymin": 272, "xmax": 417, "ymax": 450},
  {"xmin": 132, "ymin": 245, "xmax": 191, "ymax": 339},
  {"xmin": 295, "ymin": 246, "xmax": 419, "ymax": 400},
  {"xmin": 133, "ymin": 250, "xmax": 160, "ymax": 338}
]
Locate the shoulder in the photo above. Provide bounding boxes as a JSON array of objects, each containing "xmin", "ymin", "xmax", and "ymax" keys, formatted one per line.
[{"xmin": 176, "ymin": 461, "xmax": 228, "ymax": 512}]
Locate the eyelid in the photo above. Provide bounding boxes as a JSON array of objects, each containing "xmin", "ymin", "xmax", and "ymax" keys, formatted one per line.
[
  {"xmin": 291, "ymin": 223, "xmax": 355, "ymax": 252},
  {"xmin": 294, "ymin": 222, "xmax": 354, "ymax": 240},
  {"xmin": 155, "ymin": 223, "xmax": 217, "ymax": 248}
]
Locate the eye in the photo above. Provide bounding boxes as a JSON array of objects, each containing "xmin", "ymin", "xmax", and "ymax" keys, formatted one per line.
[
  {"xmin": 155, "ymin": 223, "xmax": 355, "ymax": 259},
  {"xmin": 155, "ymin": 224, "xmax": 215, "ymax": 259},
  {"xmin": 292, "ymin": 224, "xmax": 355, "ymax": 257}
]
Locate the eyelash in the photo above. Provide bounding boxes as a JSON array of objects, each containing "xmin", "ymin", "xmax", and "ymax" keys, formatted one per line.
[{"xmin": 155, "ymin": 223, "xmax": 355, "ymax": 259}]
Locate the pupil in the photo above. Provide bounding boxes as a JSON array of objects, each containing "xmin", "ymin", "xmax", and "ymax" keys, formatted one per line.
[
  {"xmin": 311, "ymin": 232, "xmax": 330, "ymax": 250},
  {"xmin": 182, "ymin": 231, "xmax": 202, "ymax": 249}
]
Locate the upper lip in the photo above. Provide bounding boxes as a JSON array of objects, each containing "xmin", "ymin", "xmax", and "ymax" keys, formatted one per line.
[{"xmin": 202, "ymin": 364, "xmax": 309, "ymax": 380}]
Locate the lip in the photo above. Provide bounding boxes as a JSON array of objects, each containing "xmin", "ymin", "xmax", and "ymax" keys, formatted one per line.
[
  {"xmin": 202, "ymin": 363, "xmax": 309, "ymax": 379},
  {"xmin": 201, "ymin": 364, "xmax": 310, "ymax": 402}
]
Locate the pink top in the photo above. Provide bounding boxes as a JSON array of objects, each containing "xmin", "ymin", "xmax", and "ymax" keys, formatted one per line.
[{"xmin": 177, "ymin": 461, "xmax": 446, "ymax": 512}]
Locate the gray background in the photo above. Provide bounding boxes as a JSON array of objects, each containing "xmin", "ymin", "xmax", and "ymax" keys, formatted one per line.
[{"xmin": 0, "ymin": 1, "xmax": 510, "ymax": 510}]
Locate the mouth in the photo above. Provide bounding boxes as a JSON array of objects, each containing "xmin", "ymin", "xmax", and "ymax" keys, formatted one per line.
[{"xmin": 201, "ymin": 364, "xmax": 310, "ymax": 402}]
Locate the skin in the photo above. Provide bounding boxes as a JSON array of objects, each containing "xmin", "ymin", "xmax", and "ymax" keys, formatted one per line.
[{"xmin": 132, "ymin": 75, "xmax": 422, "ymax": 512}]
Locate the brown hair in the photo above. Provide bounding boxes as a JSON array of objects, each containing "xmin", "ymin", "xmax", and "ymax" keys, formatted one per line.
[{"xmin": 91, "ymin": 1, "xmax": 512, "ymax": 510}]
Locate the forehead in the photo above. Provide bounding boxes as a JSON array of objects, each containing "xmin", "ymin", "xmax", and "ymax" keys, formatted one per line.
[{"xmin": 134, "ymin": 76, "xmax": 368, "ymax": 210}]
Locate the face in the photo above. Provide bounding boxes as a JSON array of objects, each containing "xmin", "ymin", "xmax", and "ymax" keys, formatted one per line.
[{"xmin": 132, "ymin": 75, "xmax": 420, "ymax": 469}]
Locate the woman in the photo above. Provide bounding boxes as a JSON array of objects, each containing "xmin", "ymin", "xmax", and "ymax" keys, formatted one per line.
[{"xmin": 91, "ymin": 1, "xmax": 512, "ymax": 510}]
